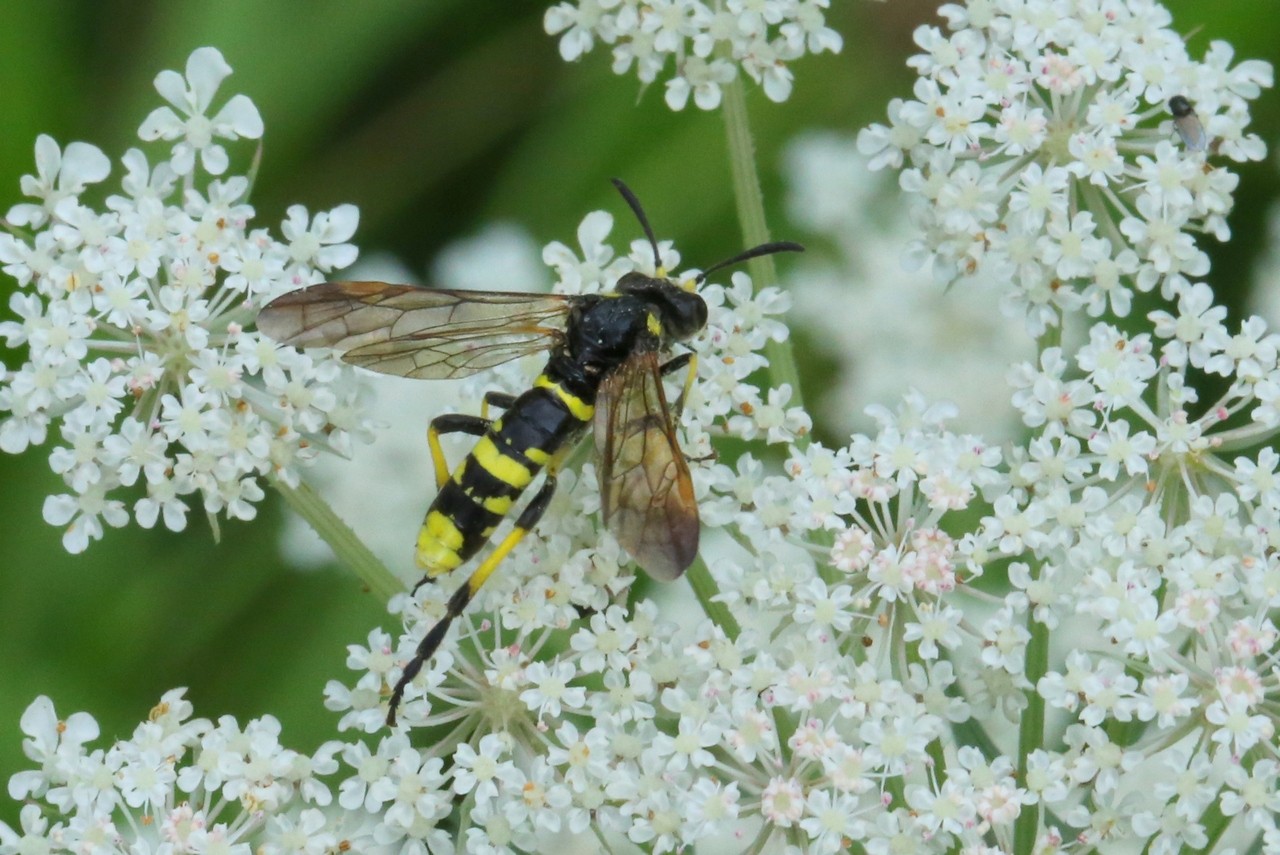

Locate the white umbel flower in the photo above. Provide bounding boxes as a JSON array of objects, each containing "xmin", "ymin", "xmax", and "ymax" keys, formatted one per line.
[
  {"xmin": 138, "ymin": 46, "xmax": 264, "ymax": 176},
  {"xmin": 544, "ymin": 0, "xmax": 842, "ymax": 110},
  {"xmin": 859, "ymin": 0, "xmax": 1272, "ymax": 335},
  {"xmin": 0, "ymin": 692, "xmax": 359, "ymax": 853},
  {"xmin": 0, "ymin": 47, "xmax": 371, "ymax": 553}
]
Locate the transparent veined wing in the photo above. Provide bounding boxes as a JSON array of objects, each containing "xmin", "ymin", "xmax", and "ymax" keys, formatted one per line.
[
  {"xmin": 593, "ymin": 349, "xmax": 699, "ymax": 581},
  {"xmin": 257, "ymin": 281, "xmax": 573, "ymax": 379}
]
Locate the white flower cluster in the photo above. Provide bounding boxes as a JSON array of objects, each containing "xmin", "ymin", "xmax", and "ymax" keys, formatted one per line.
[
  {"xmin": 1, "ymin": 692, "xmax": 356, "ymax": 854},
  {"xmin": 970, "ymin": 299, "xmax": 1280, "ymax": 850},
  {"xmin": 0, "ymin": 47, "xmax": 371, "ymax": 553},
  {"xmin": 543, "ymin": 0, "xmax": 843, "ymax": 110},
  {"xmin": 313, "ymin": 113, "xmax": 1280, "ymax": 855},
  {"xmin": 858, "ymin": 0, "xmax": 1272, "ymax": 335},
  {"xmin": 317, "ymin": 394, "xmax": 1014, "ymax": 851}
]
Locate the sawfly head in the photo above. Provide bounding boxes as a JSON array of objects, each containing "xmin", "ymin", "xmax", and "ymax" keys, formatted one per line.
[{"xmin": 609, "ymin": 178, "xmax": 803, "ymax": 342}]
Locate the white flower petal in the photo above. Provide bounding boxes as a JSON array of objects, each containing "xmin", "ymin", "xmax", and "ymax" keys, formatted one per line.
[
  {"xmin": 316, "ymin": 244, "xmax": 358, "ymax": 271},
  {"xmin": 5, "ymin": 202, "xmax": 45, "ymax": 229},
  {"xmin": 163, "ymin": 499, "xmax": 189, "ymax": 531},
  {"xmin": 693, "ymin": 83, "xmax": 721, "ymax": 110},
  {"xmin": 17, "ymin": 695, "xmax": 59, "ymax": 745},
  {"xmin": 200, "ymin": 143, "xmax": 229, "ymax": 176},
  {"xmin": 58, "ymin": 142, "xmax": 111, "ymax": 189},
  {"xmin": 33, "ymin": 134, "xmax": 61, "ymax": 181},
  {"xmin": 576, "ymin": 210, "xmax": 614, "ymax": 251},
  {"xmin": 42, "ymin": 493, "xmax": 78, "ymax": 526},
  {"xmin": 544, "ymin": 5, "xmax": 574, "ymax": 36},
  {"xmin": 666, "ymin": 78, "xmax": 692, "ymax": 111},
  {"xmin": 281, "ymin": 205, "xmax": 309, "ymax": 240},
  {"xmin": 169, "ymin": 143, "xmax": 196, "ymax": 176},
  {"xmin": 62, "ymin": 518, "xmax": 94, "ymax": 553},
  {"xmin": 541, "ymin": 240, "xmax": 578, "ymax": 266},
  {"xmin": 320, "ymin": 204, "xmax": 360, "ymax": 243},
  {"xmin": 185, "ymin": 46, "xmax": 233, "ymax": 113},
  {"xmin": 138, "ymin": 106, "xmax": 183, "ymax": 141},
  {"xmin": 152, "ymin": 68, "xmax": 190, "ymax": 111},
  {"xmin": 212, "ymin": 94, "xmax": 264, "ymax": 139}
]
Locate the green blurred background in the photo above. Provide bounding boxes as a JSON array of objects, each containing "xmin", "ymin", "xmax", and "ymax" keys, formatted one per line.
[{"xmin": 1, "ymin": 0, "xmax": 1277, "ymax": 819}]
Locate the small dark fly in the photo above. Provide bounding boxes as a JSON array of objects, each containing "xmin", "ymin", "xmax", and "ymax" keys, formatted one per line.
[
  {"xmin": 258, "ymin": 180, "xmax": 801, "ymax": 725},
  {"xmin": 1168, "ymin": 95, "xmax": 1209, "ymax": 153}
]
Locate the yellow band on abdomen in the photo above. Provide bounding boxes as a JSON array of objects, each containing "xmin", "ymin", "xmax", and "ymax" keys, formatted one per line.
[{"xmin": 533, "ymin": 375, "xmax": 595, "ymax": 422}]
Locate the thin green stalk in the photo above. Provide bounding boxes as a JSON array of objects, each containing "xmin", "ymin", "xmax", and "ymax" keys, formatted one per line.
[
  {"xmin": 904, "ymin": 609, "xmax": 952, "ymax": 791},
  {"xmin": 1012, "ymin": 304, "xmax": 1061, "ymax": 850},
  {"xmin": 272, "ymin": 476, "xmax": 405, "ymax": 602},
  {"xmin": 719, "ymin": 74, "xmax": 816, "ymax": 770},
  {"xmin": 1035, "ymin": 312, "xmax": 1063, "ymax": 354},
  {"xmin": 686, "ymin": 557, "xmax": 740, "ymax": 641},
  {"xmin": 721, "ymin": 77, "xmax": 806, "ymax": 413},
  {"xmin": 1193, "ymin": 793, "xmax": 1232, "ymax": 852},
  {"xmin": 1015, "ymin": 595, "xmax": 1050, "ymax": 853}
]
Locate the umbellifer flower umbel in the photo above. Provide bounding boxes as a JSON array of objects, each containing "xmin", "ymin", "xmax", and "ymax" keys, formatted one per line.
[
  {"xmin": 543, "ymin": 0, "xmax": 843, "ymax": 110},
  {"xmin": 858, "ymin": 0, "xmax": 1272, "ymax": 335},
  {"xmin": 0, "ymin": 691, "xmax": 371, "ymax": 853},
  {"xmin": 0, "ymin": 46, "xmax": 371, "ymax": 553}
]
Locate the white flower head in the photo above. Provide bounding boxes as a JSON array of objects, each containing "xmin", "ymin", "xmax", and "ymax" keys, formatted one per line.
[
  {"xmin": 138, "ymin": 46, "xmax": 264, "ymax": 175},
  {"xmin": 859, "ymin": 2, "xmax": 1272, "ymax": 334},
  {"xmin": 1, "ymin": 692, "xmax": 362, "ymax": 852},
  {"xmin": 782, "ymin": 132, "xmax": 1026, "ymax": 441},
  {"xmin": 544, "ymin": 0, "xmax": 842, "ymax": 111},
  {"xmin": 4, "ymin": 135, "xmax": 111, "ymax": 229},
  {"xmin": 0, "ymin": 47, "xmax": 370, "ymax": 553}
]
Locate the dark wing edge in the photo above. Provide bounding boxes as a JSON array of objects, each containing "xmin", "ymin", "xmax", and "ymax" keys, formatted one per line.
[
  {"xmin": 594, "ymin": 349, "xmax": 699, "ymax": 581},
  {"xmin": 256, "ymin": 281, "xmax": 572, "ymax": 379}
]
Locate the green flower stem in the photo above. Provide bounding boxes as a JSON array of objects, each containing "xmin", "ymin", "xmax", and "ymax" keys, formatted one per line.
[
  {"xmin": 721, "ymin": 77, "xmax": 806, "ymax": 412},
  {"xmin": 272, "ymin": 476, "xmax": 405, "ymax": 603},
  {"xmin": 1015, "ymin": 593, "xmax": 1050, "ymax": 853},
  {"xmin": 1194, "ymin": 790, "xmax": 1231, "ymax": 852},
  {"xmin": 686, "ymin": 557, "xmax": 740, "ymax": 641},
  {"xmin": 902, "ymin": 608, "xmax": 951, "ymax": 789},
  {"xmin": 718, "ymin": 77, "xmax": 812, "ymax": 767},
  {"xmin": 1035, "ymin": 312, "xmax": 1063, "ymax": 354},
  {"xmin": 1009, "ymin": 314, "xmax": 1061, "ymax": 847}
]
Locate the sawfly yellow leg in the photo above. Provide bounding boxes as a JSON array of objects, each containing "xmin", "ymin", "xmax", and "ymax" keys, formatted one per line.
[
  {"xmin": 425, "ymin": 392, "xmax": 520, "ymax": 490},
  {"xmin": 387, "ymin": 472, "xmax": 559, "ymax": 726},
  {"xmin": 426, "ymin": 414, "xmax": 487, "ymax": 492}
]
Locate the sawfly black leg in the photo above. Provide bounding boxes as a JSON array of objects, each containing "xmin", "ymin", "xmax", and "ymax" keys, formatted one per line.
[
  {"xmin": 660, "ymin": 352, "xmax": 697, "ymax": 416},
  {"xmin": 660, "ymin": 351, "xmax": 694, "ymax": 376},
  {"xmin": 481, "ymin": 391, "xmax": 518, "ymax": 420}
]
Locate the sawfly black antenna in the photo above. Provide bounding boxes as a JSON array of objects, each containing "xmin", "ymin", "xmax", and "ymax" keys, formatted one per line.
[
  {"xmin": 611, "ymin": 178, "xmax": 662, "ymax": 271},
  {"xmin": 697, "ymin": 241, "xmax": 804, "ymax": 283},
  {"xmin": 611, "ymin": 178, "xmax": 803, "ymax": 280}
]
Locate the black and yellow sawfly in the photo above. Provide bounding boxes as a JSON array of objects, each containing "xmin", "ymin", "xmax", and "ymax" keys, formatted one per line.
[{"xmin": 258, "ymin": 180, "xmax": 801, "ymax": 725}]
